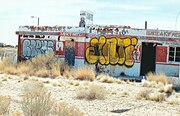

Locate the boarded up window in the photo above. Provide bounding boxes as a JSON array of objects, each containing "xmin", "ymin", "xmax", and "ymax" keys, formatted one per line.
[{"xmin": 156, "ymin": 46, "xmax": 167, "ymax": 62}]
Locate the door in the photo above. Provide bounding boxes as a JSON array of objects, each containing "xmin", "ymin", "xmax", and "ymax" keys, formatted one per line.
[
  {"xmin": 140, "ymin": 42, "xmax": 156, "ymax": 76},
  {"xmin": 65, "ymin": 39, "xmax": 75, "ymax": 66}
]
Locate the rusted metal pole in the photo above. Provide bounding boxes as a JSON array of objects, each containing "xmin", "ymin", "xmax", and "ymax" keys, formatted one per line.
[{"xmin": 17, "ymin": 35, "xmax": 22, "ymax": 62}]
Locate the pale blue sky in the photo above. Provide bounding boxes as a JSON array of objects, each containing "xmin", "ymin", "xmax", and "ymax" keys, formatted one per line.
[{"xmin": 0, "ymin": 0, "xmax": 180, "ymax": 45}]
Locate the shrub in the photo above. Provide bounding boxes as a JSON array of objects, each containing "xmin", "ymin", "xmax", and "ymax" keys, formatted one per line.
[
  {"xmin": 148, "ymin": 92, "xmax": 166, "ymax": 102},
  {"xmin": 166, "ymin": 97, "xmax": 179, "ymax": 105},
  {"xmin": 21, "ymin": 80, "xmax": 54, "ymax": 116},
  {"xmin": 76, "ymin": 83, "xmax": 107, "ymax": 100},
  {"xmin": 75, "ymin": 66, "xmax": 95, "ymax": 81},
  {"xmin": 156, "ymin": 82, "xmax": 165, "ymax": 92},
  {"xmin": 116, "ymin": 79, "xmax": 126, "ymax": 84},
  {"xmin": 35, "ymin": 68, "xmax": 49, "ymax": 77},
  {"xmin": 0, "ymin": 51, "xmax": 63, "ymax": 78},
  {"xmin": 121, "ymin": 91, "xmax": 129, "ymax": 97},
  {"xmin": 12, "ymin": 110, "xmax": 21, "ymax": 116},
  {"xmin": 55, "ymin": 101, "xmax": 83, "ymax": 116},
  {"xmin": 136, "ymin": 89, "xmax": 166, "ymax": 102},
  {"xmin": 164, "ymin": 84, "xmax": 173, "ymax": 93},
  {"xmin": 0, "ymin": 96, "xmax": 11, "ymax": 115},
  {"xmin": 96, "ymin": 74, "xmax": 115, "ymax": 83},
  {"xmin": 0, "ymin": 55, "xmax": 17, "ymax": 74},
  {"xmin": 59, "ymin": 62, "xmax": 71, "ymax": 76},
  {"xmin": 135, "ymin": 90, "xmax": 150, "ymax": 100},
  {"xmin": 146, "ymin": 72, "xmax": 169, "ymax": 85},
  {"xmin": 141, "ymin": 80, "xmax": 156, "ymax": 88},
  {"xmin": 16, "ymin": 63, "xmax": 32, "ymax": 75}
]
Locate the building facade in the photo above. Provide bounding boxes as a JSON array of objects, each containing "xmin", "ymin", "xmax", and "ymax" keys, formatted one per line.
[{"xmin": 16, "ymin": 11, "xmax": 180, "ymax": 78}]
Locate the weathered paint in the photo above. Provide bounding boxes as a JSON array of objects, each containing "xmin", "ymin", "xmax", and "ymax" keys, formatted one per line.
[
  {"xmin": 85, "ymin": 36, "xmax": 138, "ymax": 67},
  {"xmin": 21, "ymin": 38, "xmax": 55, "ymax": 59},
  {"xmin": 16, "ymin": 23, "xmax": 180, "ymax": 77}
]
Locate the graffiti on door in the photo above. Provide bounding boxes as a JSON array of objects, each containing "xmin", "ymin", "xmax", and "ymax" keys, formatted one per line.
[{"xmin": 85, "ymin": 36, "xmax": 138, "ymax": 67}]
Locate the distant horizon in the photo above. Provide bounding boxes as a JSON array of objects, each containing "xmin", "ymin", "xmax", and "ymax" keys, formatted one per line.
[{"xmin": 1, "ymin": 0, "xmax": 180, "ymax": 46}]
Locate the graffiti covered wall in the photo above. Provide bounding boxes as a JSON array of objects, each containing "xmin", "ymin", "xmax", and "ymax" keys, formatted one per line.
[
  {"xmin": 22, "ymin": 39, "xmax": 55, "ymax": 58},
  {"xmin": 85, "ymin": 36, "xmax": 138, "ymax": 67}
]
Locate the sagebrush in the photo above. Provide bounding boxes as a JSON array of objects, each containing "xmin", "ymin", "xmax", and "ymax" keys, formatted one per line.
[
  {"xmin": 21, "ymin": 79, "xmax": 54, "ymax": 116},
  {"xmin": 0, "ymin": 95, "xmax": 11, "ymax": 115}
]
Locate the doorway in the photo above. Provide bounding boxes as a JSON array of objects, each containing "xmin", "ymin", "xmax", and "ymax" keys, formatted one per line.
[
  {"xmin": 140, "ymin": 42, "xmax": 156, "ymax": 76},
  {"xmin": 65, "ymin": 39, "xmax": 75, "ymax": 66}
]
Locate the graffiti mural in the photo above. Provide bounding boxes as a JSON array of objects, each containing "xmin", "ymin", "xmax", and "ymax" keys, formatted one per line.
[
  {"xmin": 85, "ymin": 36, "xmax": 138, "ymax": 67},
  {"xmin": 133, "ymin": 45, "xmax": 141, "ymax": 62},
  {"xmin": 22, "ymin": 39, "xmax": 55, "ymax": 58}
]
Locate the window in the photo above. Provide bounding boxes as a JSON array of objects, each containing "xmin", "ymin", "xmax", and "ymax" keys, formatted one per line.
[{"xmin": 169, "ymin": 46, "xmax": 180, "ymax": 62}]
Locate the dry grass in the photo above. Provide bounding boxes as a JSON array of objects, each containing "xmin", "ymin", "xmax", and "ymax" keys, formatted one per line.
[
  {"xmin": 1, "ymin": 76, "xmax": 8, "ymax": 82},
  {"xmin": 74, "ymin": 81, "xmax": 80, "ymax": 86},
  {"xmin": 21, "ymin": 79, "xmax": 54, "ymax": 116},
  {"xmin": 96, "ymin": 74, "xmax": 115, "ymax": 83},
  {"xmin": 116, "ymin": 79, "xmax": 126, "ymax": 84},
  {"xmin": 136, "ymin": 89, "xmax": 150, "ymax": 100},
  {"xmin": 51, "ymin": 66, "xmax": 61, "ymax": 77},
  {"xmin": 55, "ymin": 101, "xmax": 84, "ymax": 116},
  {"xmin": 52, "ymin": 82, "xmax": 58, "ymax": 87},
  {"xmin": 0, "ymin": 55, "xmax": 17, "ymax": 75},
  {"xmin": 148, "ymin": 92, "xmax": 166, "ymax": 102},
  {"xmin": 76, "ymin": 83, "xmax": 107, "ymax": 100},
  {"xmin": 121, "ymin": 91, "xmax": 129, "ymax": 97},
  {"xmin": 75, "ymin": 66, "xmax": 95, "ymax": 81},
  {"xmin": 35, "ymin": 68, "xmax": 49, "ymax": 77},
  {"xmin": 166, "ymin": 97, "xmax": 179, "ymax": 105},
  {"xmin": 22, "ymin": 75, "xmax": 29, "ymax": 80},
  {"xmin": 146, "ymin": 72, "xmax": 169, "ymax": 85},
  {"xmin": 16, "ymin": 63, "xmax": 32, "ymax": 75},
  {"xmin": 0, "ymin": 96, "xmax": 11, "ymax": 115},
  {"xmin": 0, "ymin": 51, "xmax": 64, "ymax": 78},
  {"xmin": 60, "ymin": 62, "xmax": 71, "ymax": 77},
  {"xmin": 11, "ymin": 110, "xmax": 21, "ymax": 116},
  {"xmin": 136, "ymin": 89, "xmax": 166, "ymax": 102},
  {"xmin": 164, "ymin": 84, "xmax": 173, "ymax": 93},
  {"xmin": 141, "ymin": 80, "xmax": 156, "ymax": 88}
]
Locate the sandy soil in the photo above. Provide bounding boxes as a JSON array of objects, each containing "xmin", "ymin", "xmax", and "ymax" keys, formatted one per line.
[{"xmin": 0, "ymin": 73, "xmax": 180, "ymax": 116}]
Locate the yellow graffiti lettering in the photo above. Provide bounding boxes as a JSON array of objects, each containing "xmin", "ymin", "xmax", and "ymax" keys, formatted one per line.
[
  {"xmin": 85, "ymin": 38, "xmax": 99, "ymax": 64},
  {"xmin": 85, "ymin": 36, "xmax": 138, "ymax": 67}
]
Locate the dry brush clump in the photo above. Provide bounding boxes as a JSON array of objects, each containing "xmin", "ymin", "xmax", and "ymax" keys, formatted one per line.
[
  {"xmin": 136, "ymin": 89, "xmax": 166, "ymax": 102},
  {"xmin": 21, "ymin": 79, "xmax": 54, "ymax": 116},
  {"xmin": 165, "ymin": 91, "xmax": 180, "ymax": 105},
  {"xmin": 96, "ymin": 74, "xmax": 115, "ymax": 83},
  {"xmin": 11, "ymin": 110, "xmax": 22, "ymax": 116},
  {"xmin": 0, "ymin": 95, "xmax": 11, "ymax": 115},
  {"xmin": 0, "ymin": 51, "xmax": 65, "ymax": 78},
  {"xmin": 141, "ymin": 80, "xmax": 157, "ymax": 88},
  {"xmin": 74, "ymin": 66, "xmax": 95, "ymax": 81},
  {"xmin": 135, "ymin": 89, "xmax": 150, "ymax": 100},
  {"xmin": 30, "ymin": 52, "xmax": 61, "ymax": 78},
  {"xmin": 76, "ymin": 83, "xmax": 107, "ymax": 100},
  {"xmin": 148, "ymin": 92, "xmax": 166, "ymax": 102},
  {"xmin": 146, "ymin": 72, "xmax": 169, "ymax": 85},
  {"xmin": 55, "ymin": 101, "xmax": 84, "ymax": 116},
  {"xmin": 0, "ymin": 56, "xmax": 17, "ymax": 75},
  {"xmin": 166, "ymin": 96, "xmax": 180, "ymax": 105},
  {"xmin": 142, "ymin": 73, "xmax": 174, "ymax": 94}
]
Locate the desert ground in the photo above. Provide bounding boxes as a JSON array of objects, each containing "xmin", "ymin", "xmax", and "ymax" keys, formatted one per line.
[
  {"xmin": 0, "ymin": 73, "xmax": 180, "ymax": 116},
  {"xmin": 0, "ymin": 49, "xmax": 180, "ymax": 116}
]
